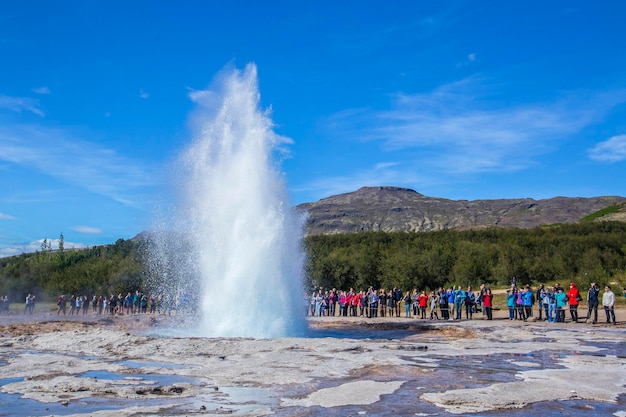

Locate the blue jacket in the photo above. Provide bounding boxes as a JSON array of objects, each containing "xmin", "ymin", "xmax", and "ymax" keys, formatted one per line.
[{"xmin": 506, "ymin": 293, "xmax": 515, "ymax": 307}]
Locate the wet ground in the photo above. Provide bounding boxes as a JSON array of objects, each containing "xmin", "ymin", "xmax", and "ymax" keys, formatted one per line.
[{"xmin": 0, "ymin": 313, "xmax": 624, "ymax": 416}]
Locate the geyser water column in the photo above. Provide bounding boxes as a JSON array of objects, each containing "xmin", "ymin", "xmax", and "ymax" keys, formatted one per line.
[{"xmin": 176, "ymin": 64, "xmax": 306, "ymax": 337}]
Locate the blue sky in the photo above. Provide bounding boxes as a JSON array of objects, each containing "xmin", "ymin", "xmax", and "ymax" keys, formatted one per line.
[{"xmin": 1, "ymin": 1, "xmax": 626, "ymax": 257}]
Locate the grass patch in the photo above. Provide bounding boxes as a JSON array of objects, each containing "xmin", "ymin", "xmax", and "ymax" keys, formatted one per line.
[{"xmin": 580, "ymin": 203, "xmax": 626, "ymax": 222}]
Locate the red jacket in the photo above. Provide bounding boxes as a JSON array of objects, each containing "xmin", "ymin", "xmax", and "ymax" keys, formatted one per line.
[
  {"xmin": 567, "ymin": 286, "xmax": 580, "ymax": 306},
  {"xmin": 418, "ymin": 294, "xmax": 428, "ymax": 307},
  {"xmin": 483, "ymin": 293, "xmax": 493, "ymax": 308}
]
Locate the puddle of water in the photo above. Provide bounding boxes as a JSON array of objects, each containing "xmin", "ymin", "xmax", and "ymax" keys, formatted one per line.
[
  {"xmin": 0, "ymin": 377, "xmax": 23, "ymax": 386},
  {"xmin": 119, "ymin": 360, "xmax": 198, "ymax": 369},
  {"xmin": 78, "ymin": 370, "xmax": 202, "ymax": 386}
]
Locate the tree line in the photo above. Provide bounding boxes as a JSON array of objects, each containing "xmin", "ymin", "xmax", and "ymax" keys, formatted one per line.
[
  {"xmin": 1, "ymin": 221, "xmax": 625, "ymax": 304},
  {"xmin": 0, "ymin": 237, "xmax": 146, "ymax": 303},
  {"xmin": 303, "ymin": 221, "xmax": 626, "ymax": 292}
]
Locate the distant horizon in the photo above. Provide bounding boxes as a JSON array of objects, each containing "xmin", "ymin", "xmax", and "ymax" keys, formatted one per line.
[{"xmin": 1, "ymin": 2, "xmax": 625, "ymax": 257}]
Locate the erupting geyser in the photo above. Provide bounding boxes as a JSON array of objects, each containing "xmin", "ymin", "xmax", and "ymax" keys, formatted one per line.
[{"xmin": 154, "ymin": 64, "xmax": 306, "ymax": 337}]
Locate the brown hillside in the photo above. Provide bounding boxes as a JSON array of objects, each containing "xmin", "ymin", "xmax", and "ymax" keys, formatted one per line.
[{"xmin": 296, "ymin": 186, "xmax": 626, "ymax": 236}]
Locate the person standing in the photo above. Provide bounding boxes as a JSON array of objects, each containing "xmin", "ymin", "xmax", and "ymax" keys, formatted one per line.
[
  {"xmin": 57, "ymin": 295, "xmax": 67, "ymax": 315},
  {"xmin": 522, "ymin": 285, "xmax": 533, "ymax": 321},
  {"xmin": 478, "ymin": 283, "xmax": 487, "ymax": 317},
  {"xmin": 438, "ymin": 288, "xmax": 449, "ymax": 320},
  {"xmin": 555, "ymin": 287, "xmax": 567, "ymax": 323},
  {"xmin": 24, "ymin": 294, "xmax": 34, "ymax": 315},
  {"xmin": 602, "ymin": 285, "xmax": 617, "ymax": 324},
  {"xmin": 370, "ymin": 290, "xmax": 379, "ymax": 318},
  {"xmin": 506, "ymin": 289, "xmax": 515, "ymax": 320},
  {"xmin": 514, "ymin": 288, "xmax": 526, "ymax": 321},
  {"xmin": 429, "ymin": 291, "xmax": 439, "ymax": 320},
  {"xmin": 403, "ymin": 291, "xmax": 412, "ymax": 318},
  {"xmin": 586, "ymin": 282, "xmax": 600, "ymax": 324},
  {"xmin": 545, "ymin": 286, "xmax": 557, "ymax": 323},
  {"xmin": 567, "ymin": 282, "xmax": 580, "ymax": 323},
  {"xmin": 394, "ymin": 287, "xmax": 403, "ymax": 317},
  {"xmin": 536, "ymin": 284, "xmax": 546, "ymax": 320},
  {"xmin": 465, "ymin": 286, "xmax": 475, "ymax": 320},
  {"xmin": 411, "ymin": 288, "xmax": 419, "ymax": 317},
  {"xmin": 328, "ymin": 289, "xmax": 337, "ymax": 317},
  {"xmin": 483, "ymin": 288, "xmax": 493, "ymax": 320},
  {"xmin": 454, "ymin": 286, "xmax": 466, "ymax": 320},
  {"xmin": 418, "ymin": 290, "xmax": 428, "ymax": 319},
  {"xmin": 447, "ymin": 287, "xmax": 455, "ymax": 320}
]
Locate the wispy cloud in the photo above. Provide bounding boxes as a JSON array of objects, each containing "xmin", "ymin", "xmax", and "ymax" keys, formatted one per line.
[
  {"xmin": 32, "ymin": 86, "xmax": 51, "ymax": 95},
  {"xmin": 456, "ymin": 52, "xmax": 477, "ymax": 68},
  {"xmin": 305, "ymin": 79, "xmax": 626, "ymax": 200},
  {"xmin": 0, "ymin": 94, "xmax": 44, "ymax": 116},
  {"xmin": 139, "ymin": 89, "xmax": 149, "ymax": 99},
  {"xmin": 588, "ymin": 134, "xmax": 626, "ymax": 162},
  {"xmin": 0, "ymin": 123, "xmax": 157, "ymax": 208},
  {"xmin": 0, "ymin": 213, "xmax": 16, "ymax": 220},
  {"xmin": 325, "ymin": 79, "xmax": 626, "ymax": 174},
  {"xmin": 72, "ymin": 226, "xmax": 103, "ymax": 234}
]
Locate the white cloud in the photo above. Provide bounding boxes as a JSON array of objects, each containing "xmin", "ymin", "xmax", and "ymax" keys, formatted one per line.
[
  {"xmin": 374, "ymin": 162, "xmax": 399, "ymax": 170},
  {"xmin": 323, "ymin": 79, "xmax": 625, "ymax": 176},
  {"xmin": 72, "ymin": 226, "xmax": 103, "ymax": 234},
  {"xmin": 32, "ymin": 86, "xmax": 51, "ymax": 95},
  {"xmin": 0, "ymin": 238, "xmax": 88, "ymax": 258},
  {"xmin": 139, "ymin": 89, "xmax": 149, "ymax": 99},
  {"xmin": 0, "ymin": 213, "xmax": 16, "ymax": 220},
  {"xmin": 303, "ymin": 80, "xmax": 626, "ymax": 201},
  {"xmin": 0, "ymin": 94, "xmax": 44, "ymax": 116},
  {"xmin": 588, "ymin": 134, "xmax": 626, "ymax": 162},
  {"xmin": 0, "ymin": 123, "xmax": 157, "ymax": 208},
  {"xmin": 456, "ymin": 53, "xmax": 477, "ymax": 68}
]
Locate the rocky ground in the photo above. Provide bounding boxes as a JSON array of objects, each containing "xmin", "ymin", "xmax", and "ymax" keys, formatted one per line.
[{"xmin": 0, "ymin": 310, "xmax": 625, "ymax": 416}]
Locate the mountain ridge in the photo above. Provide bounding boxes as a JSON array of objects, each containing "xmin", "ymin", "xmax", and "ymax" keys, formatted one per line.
[{"xmin": 296, "ymin": 186, "xmax": 626, "ymax": 236}]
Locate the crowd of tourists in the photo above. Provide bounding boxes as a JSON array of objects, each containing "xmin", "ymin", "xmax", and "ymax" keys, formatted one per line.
[
  {"xmin": 305, "ymin": 280, "xmax": 620, "ymax": 324},
  {"xmin": 57, "ymin": 290, "xmax": 161, "ymax": 316}
]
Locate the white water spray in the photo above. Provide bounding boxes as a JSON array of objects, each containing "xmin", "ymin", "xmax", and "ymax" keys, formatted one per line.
[{"xmin": 158, "ymin": 64, "xmax": 306, "ymax": 337}]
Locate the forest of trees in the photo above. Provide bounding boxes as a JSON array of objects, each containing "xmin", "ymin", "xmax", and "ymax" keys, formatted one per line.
[
  {"xmin": 1, "ymin": 221, "xmax": 625, "ymax": 303},
  {"xmin": 0, "ymin": 237, "xmax": 146, "ymax": 303},
  {"xmin": 303, "ymin": 221, "xmax": 626, "ymax": 293}
]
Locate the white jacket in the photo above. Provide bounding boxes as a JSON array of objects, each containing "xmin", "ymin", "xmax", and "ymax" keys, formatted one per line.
[{"xmin": 602, "ymin": 290, "xmax": 615, "ymax": 307}]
